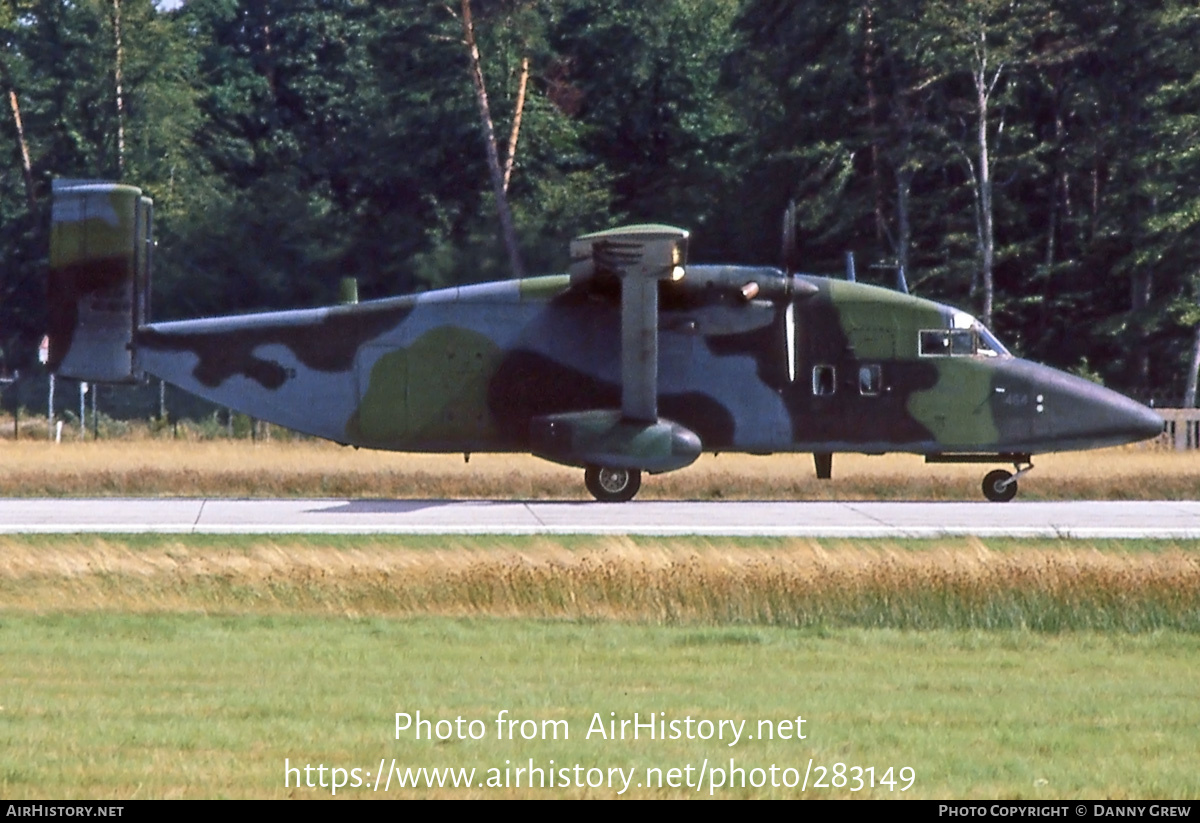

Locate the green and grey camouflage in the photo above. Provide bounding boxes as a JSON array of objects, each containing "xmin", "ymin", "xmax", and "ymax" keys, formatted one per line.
[{"xmin": 49, "ymin": 181, "xmax": 1163, "ymax": 501}]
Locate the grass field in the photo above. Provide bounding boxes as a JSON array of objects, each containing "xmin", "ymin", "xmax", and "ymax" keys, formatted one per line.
[
  {"xmin": 2, "ymin": 535, "xmax": 1199, "ymax": 798},
  {"xmin": 0, "ymin": 439, "xmax": 1195, "ymax": 500},
  {"xmin": 3, "ymin": 615, "xmax": 1199, "ymax": 799},
  {"xmin": 3, "ymin": 534, "xmax": 1200, "ymax": 632},
  {"xmin": 2, "ymin": 442, "xmax": 1198, "ymax": 798}
]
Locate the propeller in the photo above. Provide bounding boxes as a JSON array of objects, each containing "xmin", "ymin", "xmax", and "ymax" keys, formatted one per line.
[
  {"xmin": 781, "ymin": 199, "xmax": 800, "ymax": 276},
  {"xmin": 780, "ymin": 200, "xmax": 800, "ymax": 383}
]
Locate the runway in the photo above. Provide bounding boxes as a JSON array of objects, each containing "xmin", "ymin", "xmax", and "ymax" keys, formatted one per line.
[{"xmin": 2, "ymin": 498, "xmax": 1200, "ymax": 538}]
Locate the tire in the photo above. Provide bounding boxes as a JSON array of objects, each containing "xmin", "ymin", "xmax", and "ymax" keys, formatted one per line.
[
  {"xmin": 584, "ymin": 466, "xmax": 642, "ymax": 502},
  {"xmin": 982, "ymin": 469, "xmax": 1017, "ymax": 503}
]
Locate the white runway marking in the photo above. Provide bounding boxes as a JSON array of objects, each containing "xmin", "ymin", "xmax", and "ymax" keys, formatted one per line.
[{"xmin": 1, "ymin": 499, "xmax": 1200, "ymax": 538}]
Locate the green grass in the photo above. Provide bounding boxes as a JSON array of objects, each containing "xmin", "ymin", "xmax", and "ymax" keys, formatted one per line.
[
  {"xmin": 1, "ymin": 615, "xmax": 1198, "ymax": 799},
  {"xmin": 4, "ymin": 535, "xmax": 1198, "ymax": 798}
]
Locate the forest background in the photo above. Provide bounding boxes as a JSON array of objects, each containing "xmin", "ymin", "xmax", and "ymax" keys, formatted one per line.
[{"xmin": 2, "ymin": 0, "xmax": 1199, "ymax": 407}]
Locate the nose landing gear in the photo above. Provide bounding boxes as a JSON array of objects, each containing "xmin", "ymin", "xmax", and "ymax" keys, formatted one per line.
[
  {"xmin": 926, "ymin": 453, "xmax": 1035, "ymax": 502},
  {"xmin": 982, "ymin": 460, "xmax": 1034, "ymax": 503}
]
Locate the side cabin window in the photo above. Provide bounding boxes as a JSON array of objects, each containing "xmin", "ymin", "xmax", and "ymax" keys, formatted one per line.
[
  {"xmin": 919, "ymin": 329, "xmax": 975, "ymax": 357},
  {"xmin": 812, "ymin": 365, "xmax": 836, "ymax": 396},
  {"xmin": 858, "ymin": 364, "xmax": 882, "ymax": 396}
]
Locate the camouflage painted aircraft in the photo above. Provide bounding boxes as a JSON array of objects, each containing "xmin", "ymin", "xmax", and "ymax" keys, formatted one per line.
[{"xmin": 48, "ymin": 180, "xmax": 1163, "ymax": 502}]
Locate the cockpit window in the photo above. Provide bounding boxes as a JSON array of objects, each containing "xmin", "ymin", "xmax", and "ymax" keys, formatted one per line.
[
  {"xmin": 919, "ymin": 324, "xmax": 1012, "ymax": 358},
  {"xmin": 974, "ymin": 323, "xmax": 1010, "ymax": 357},
  {"xmin": 920, "ymin": 329, "xmax": 975, "ymax": 356}
]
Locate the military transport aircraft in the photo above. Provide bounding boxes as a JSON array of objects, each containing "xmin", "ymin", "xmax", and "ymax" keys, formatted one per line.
[{"xmin": 47, "ymin": 180, "xmax": 1163, "ymax": 502}]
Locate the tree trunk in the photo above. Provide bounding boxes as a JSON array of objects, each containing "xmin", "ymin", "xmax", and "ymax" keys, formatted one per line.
[
  {"xmin": 502, "ymin": 56, "xmax": 530, "ymax": 194},
  {"xmin": 861, "ymin": 4, "xmax": 887, "ymax": 246},
  {"xmin": 112, "ymin": 0, "xmax": 125, "ymax": 176},
  {"xmin": 459, "ymin": 0, "xmax": 525, "ymax": 279},
  {"xmin": 1184, "ymin": 317, "xmax": 1200, "ymax": 408},
  {"xmin": 975, "ymin": 31, "xmax": 996, "ymax": 329},
  {"xmin": 0, "ymin": 58, "xmax": 36, "ymax": 213},
  {"xmin": 895, "ymin": 165, "xmax": 913, "ymax": 280}
]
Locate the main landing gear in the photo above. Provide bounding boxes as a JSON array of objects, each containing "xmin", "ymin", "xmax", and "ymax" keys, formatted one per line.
[{"xmin": 584, "ymin": 466, "xmax": 642, "ymax": 502}]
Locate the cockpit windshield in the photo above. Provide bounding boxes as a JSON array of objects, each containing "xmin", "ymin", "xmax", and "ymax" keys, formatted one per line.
[
  {"xmin": 973, "ymin": 322, "xmax": 1010, "ymax": 357},
  {"xmin": 919, "ymin": 312, "xmax": 1012, "ymax": 358}
]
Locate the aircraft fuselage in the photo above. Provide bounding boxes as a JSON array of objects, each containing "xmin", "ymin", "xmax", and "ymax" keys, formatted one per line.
[
  {"xmin": 135, "ymin": 266, "xmax": 1162, "ymax": 462},
  {"xmin": 46, "ymin": 180, "xmax": 1161, "ymax": 501}
]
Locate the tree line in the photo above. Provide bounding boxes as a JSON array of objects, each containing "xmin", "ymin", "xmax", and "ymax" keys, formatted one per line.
[{"xmin": 1, "ymin": 0, "xmax": 1198, "ymax": 404}]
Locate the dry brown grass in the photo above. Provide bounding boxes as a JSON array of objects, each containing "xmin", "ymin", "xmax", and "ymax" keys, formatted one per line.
[
  {"xmin": 4, "ymin": 535, "xmax": 1198, "ymax": 630},
  {"xmin": 0, "ymin": 439, "xmax": 1195, "ymax": 499}
]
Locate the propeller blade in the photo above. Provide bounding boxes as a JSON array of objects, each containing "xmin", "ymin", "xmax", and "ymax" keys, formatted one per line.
[{"xmin": 781, "ymin": 200, "xmax": 799, "ymax": 275}]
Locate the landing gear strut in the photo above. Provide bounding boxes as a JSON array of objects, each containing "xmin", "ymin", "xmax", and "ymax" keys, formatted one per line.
[
  {"xmin": 982, "ymin": 469, "xmax": 1017, "ymax": 503},
  {"xmin": 925, "ymin": 453, "xmax": 1034, "ymax": 503},
  {"xmin": 981, "ymin": 460, "xmax": 1034, "ymax": 503},
  {"xmin": 584, "ymin": 466, "xmax": 642, "ymax": 502}
]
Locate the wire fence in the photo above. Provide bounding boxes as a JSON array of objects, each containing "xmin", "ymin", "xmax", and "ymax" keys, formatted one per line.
[{"xmin": 0, "ymin": 369, "xmax": 299, "ymax": 442}]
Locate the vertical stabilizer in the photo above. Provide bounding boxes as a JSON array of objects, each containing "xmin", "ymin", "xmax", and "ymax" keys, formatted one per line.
[{"xmin": 48, "ymin": 179, "xmax": 152, "ymax": 383}]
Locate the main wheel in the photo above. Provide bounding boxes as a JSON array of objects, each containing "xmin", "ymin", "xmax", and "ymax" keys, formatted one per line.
[
  {"xmin": 584, "ymin": 466, "xmax": 642, "ymax": 502},
  {"xmin": 982, "ymin": 469, "xmax": 1017, "ymax": 503}
]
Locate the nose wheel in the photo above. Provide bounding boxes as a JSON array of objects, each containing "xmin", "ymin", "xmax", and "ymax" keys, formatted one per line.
[
  {"xmin": 982, "ymin": 469, "xmax": 1018, "ymax": 502},
  {"xmin": 585, "ymin": 466, "xmax": 642, "ymax": 502},
  {"xmin": 981, "ymin": 461, "xmax": 1033, "ymax": 503}
]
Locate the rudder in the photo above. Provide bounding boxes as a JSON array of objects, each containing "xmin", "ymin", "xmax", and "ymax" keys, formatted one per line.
[{"xmin": 48, "ymin": 179, "xmax": 152, "ymax": 383}]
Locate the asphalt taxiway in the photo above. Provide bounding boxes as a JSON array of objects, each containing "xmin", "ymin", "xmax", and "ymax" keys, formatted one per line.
[{"xmin": 1, "ymin": 499, "xmax": 1200, "ymax": 538}]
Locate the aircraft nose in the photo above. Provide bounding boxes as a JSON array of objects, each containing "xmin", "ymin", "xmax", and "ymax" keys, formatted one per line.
[
  {"xmin": 1128, "ymin": 401, "xmax": 1166, "ymax": 442},
  {"xmin": 1048, "ymin": 371, "xmax": 1163, "ymax": 446},
  {"xmin": 999, "ymin": 360, "xmax": 1165, "ymax": 450}
]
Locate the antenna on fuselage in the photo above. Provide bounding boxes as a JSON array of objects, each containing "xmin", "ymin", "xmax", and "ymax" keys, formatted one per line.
[
  {"xmin": 869, "ymin": 260, "xmax": 912, "ymax": 294},
  {"xmin": 845, "ymin": 251, "xmax": 856, "ymax": 282}
]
